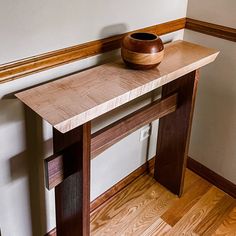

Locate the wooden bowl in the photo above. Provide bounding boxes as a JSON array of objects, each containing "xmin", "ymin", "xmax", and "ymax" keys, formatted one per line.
[{"xmin": 121, "ymin": 32, "xmax": 164, "ymax": 70}]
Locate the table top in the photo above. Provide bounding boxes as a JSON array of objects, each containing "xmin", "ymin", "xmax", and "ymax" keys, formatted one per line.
[{"xmin": 16, "ymin": 40, "xmax": 219, "ymax": 133}]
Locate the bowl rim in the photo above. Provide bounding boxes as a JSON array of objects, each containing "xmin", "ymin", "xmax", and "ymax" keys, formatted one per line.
[{"xmin": 129, "ymin": 32, "xmax": 159, "ymax": 41}]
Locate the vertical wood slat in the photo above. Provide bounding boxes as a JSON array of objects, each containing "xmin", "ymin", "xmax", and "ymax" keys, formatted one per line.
[
  {"xmin": 154, "ymin": 70, "xmax": 199, "ymax": 196},
  {"xmin": 54, "ymin": 123, "xmax": 91, "ymax": 236}
]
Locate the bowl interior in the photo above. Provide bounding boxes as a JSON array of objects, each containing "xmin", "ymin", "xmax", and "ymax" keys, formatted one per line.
[{"xmin": 130, "ymin": 32, "xmax": 157, "ymax": 41}]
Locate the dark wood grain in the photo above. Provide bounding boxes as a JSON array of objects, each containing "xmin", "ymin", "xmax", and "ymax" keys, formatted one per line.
[
  {"xmin": 187, "ymin": 157, "xmax": 236, "ymax": 199},
  {"xmin": 53, "ymin": 127, "xmax": 83, "ymax": 153},
  {"xmin": 45, "ymin": 158, "xmax": 155, "ymax": 236},
  {"xmin": 121, "ymin": 32, "xmax": 164, "ymax": 69},
  {"xmin": 45, "ymin": 155, "xmax": 236, "ymax": 235},
  {"xmin": 122, "ymin": 32, "xmax": 164, "ymax": 53},
  {"xmin": 0, "ymin": 18, "xmax": 186, "ymax": 84},
  {"xmin": 54, "ymin": 122, "xmax": 91, "ymax": 236},
  {"xmin": 91, "ymin": 93, "xmax": 177, "ymax": 158},
  {"xmin": 44, "ymin": 94, "xmax": 177, "ymax": 189},
  {"xmin": 186, "ymin": 18, "xmax": 236, "ymax": 42},
  {"xmin": 154, "ymin": 70, "xmax": 199, "ymax": 196},
  {"xmin": 44, "ymin": 126, "xmax": 83, "ymax": 189}
]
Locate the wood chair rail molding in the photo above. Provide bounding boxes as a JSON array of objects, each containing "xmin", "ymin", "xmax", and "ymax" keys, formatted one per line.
[
  {"xmin": 16, "ymin": 40, "xmax": 219, "ymax": 236},
  {"xmin": 186, "ymin": 18, "xmax": 236, "ymax": 42},
  {"xmin": 0, "ymin": 18, "xmax": 186, "ymax": 84},
  {"xmin": 1, "ymin": 18, "xmax": 234, "ymax": 84}
]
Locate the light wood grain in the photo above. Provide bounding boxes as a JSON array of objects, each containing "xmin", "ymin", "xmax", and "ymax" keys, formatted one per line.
[
  {"xmin": 91, "ymin": 181, "xmax": 163, "ymax": 235},
  {"xmin": 44, "ymin": 95, "xmax": 176, "ymax": 189},
  {"xmin": 46, "ymin": 169, "xmax": 236, "ymax": 236},
  {"xmin": 165, "ymin": 187, "xmax": 226, "ymax": 235},
  {"xmin": 90, "ymin": 171, "xmax": 236, "ymax": 236},
  {"xmin": 90, "ymin": 174, "xmax": 156, "ymax": 231},
  {"xmin": 161, "ymin": 173, "xmax": 212, "ymax": 226},
  {"xmin": 117, "ymin": 190, "xmax": 175, "ymax": 235},
  {"xmin": 121, "ymin": 48, "xmax": 164, "ymax": 65},
  {"xmin": 90, "ymin": 158, "xmax": 155, "ymax": 212},
  {"xmin": 16, "ymin": 40, "xmax": 219, "ymax": 133},
  {"xmin": 194, "ymin": 195, "xmax": 235, "ymax": 235},
  {"xmin": 142, "ymin": 218, "xmax": 172, "ymax": 236},
  {"xmin": 4, "ymin": 17, "xmax": 236, "ymax": 85},
  {"xmin": 213, "ymin": 207, "xmax": 236, "ymax": 236}
]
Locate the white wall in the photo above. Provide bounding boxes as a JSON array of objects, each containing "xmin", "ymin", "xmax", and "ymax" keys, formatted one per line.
[
  {"xmin": 0, "ymin": 0, "xmax": 187, "ymax": 64},
  {"xmin": 0, "ymin": 1, "xmax": 188, "ymax": 235},
  {"xmin": 186, "ymin": 0, "xmax": 236, "ymax": 183}
]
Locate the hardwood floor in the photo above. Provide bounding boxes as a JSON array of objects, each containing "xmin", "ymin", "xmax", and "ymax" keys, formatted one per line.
[{"xmin": 90, "ymin": 170, "xmax": 236, "ymax": 235}]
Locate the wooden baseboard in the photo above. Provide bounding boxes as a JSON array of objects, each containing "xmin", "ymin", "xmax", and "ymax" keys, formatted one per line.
[
  {"xmin": 187, "ymin": 157, "xmax": 236, "ymax": 198},
  {"xmin": 186, "ymin": 18, "xmax": 236, "ymax": 42},
  {"xmin": 45, "ymin": 156, "xmax": 235, "ymax": 235},
  {"xmin": 0, "ymin": 18, "xmax": 186, "ymax": 84},
  {"xmin": 91, "ymin": 158, "xmax": 155, "ymax": 212}
]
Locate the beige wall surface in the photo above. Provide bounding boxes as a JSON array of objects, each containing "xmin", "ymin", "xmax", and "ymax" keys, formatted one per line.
[
  {"xmin": 0, "ymin": 1, "xmax": 187, "ymax": 235},
  {"xmin": 187, "ymin": 0, "xmax": 236, "ymax": 28},
  {"xmin": 186, "ymin": 0, "xmax": 236, "ymax": 183},
  {"xmin": 0, "ymin": 0, "xmax": 187, "ymax": 64}
]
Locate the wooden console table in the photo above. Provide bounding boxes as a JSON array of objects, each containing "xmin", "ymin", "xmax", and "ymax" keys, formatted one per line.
[{"xmin": 16, "ymin": 40, "xmax": 218, "ymax": 236}]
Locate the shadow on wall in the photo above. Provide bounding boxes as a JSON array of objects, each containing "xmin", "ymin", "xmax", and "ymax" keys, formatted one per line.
[
  {"xmin": 23, "ymin": 107, "xmax": 47, "ymax": 236},
  {"xmin": 2, "ymin": 23, "xmax": 136, "ymax": 236},
  {"xmin": 95, "ymin": 23, "xmax": 127, "ymax": 65},
  {"xmin": 2, "ymin": 99, "xmax": 47, "ymax": 236}
]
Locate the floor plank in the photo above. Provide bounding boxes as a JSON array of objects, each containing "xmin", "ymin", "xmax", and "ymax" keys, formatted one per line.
[
  {"xmin": 212, "ymin": 207, "xmax": 236, "ymax": 236},
  {"xmin": 161, "ymin": 174, "xmax": 212, "ymax": 226},
  {"xmin": 91, "ymin": 174, "xmax": 158, "ymax": 235},
  {"xmin": 165, "ymin": 187, "xmax": 225, "ymax": 235},
  {"xmin": 120, "ymin": 190, "xmax": 175, "ymax": 235},
  {"xmin": 142, "ymin": 218, "xmax": 172, "ymax": 236},
  {"xmin": 194, "ymin": 195, "xmax": 235, "ymax": 235},
  {"xmin": 90, "ymin": 170, "xmax": 236, "ymax": 236}
]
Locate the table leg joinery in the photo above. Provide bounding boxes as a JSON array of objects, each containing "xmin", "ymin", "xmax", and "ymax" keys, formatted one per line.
[
  {"xmin": 16, "ymin": 41, "xmax": 218, "ymax": 235},
  {"xmin": 44, "ymin": 71, "xmax": 198, "ymax": 236}
]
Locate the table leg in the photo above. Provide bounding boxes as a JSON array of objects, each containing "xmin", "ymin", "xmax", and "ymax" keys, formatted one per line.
[
  {"xmin": 53, "ymin": 122, "xmax": 91, "ymax": 236},
  {"xmin": 154, "ymin": 70, "xmax": 199, "ymax": 196}
]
